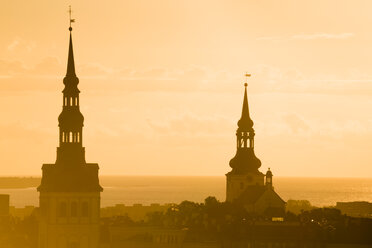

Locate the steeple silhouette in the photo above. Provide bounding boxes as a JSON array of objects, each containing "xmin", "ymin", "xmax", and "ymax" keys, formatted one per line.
[
  {"xmin": 66, "ymin": 33, "xmax": 76, "ymax": 76},
  {"xmin": 38, "ymin": 21, "xmax": 102, "ymax": 192},
  {"xmin": 237, "ymin": 83, "xmax": 254, "ymax": 132},
  {"xmin": 226, "ymin": 75, "xmax": 285, "ymax": 209},
  {"xmin": 229, "ymin": 83, "xmax": 261, "ymax": 174},
  {"xmin": 37, "ymin": 10, "xmax": 102, "ymax": 248},
  {"xmin": 57, "ymin": 26, "xmax": 85, "ymax": 165}
]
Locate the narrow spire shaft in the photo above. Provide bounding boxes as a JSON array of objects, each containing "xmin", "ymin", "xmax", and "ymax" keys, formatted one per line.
[
  {"xmin": 66, "ymin": 33, "xmax": 76, "ymax": 76},
  {"xmin": 241, "ymin": 85, "xmax": 249, "ymax": 119},
  {"xmin": 237, "ymin": 83, "xmax": 254, "ymax": 130}
]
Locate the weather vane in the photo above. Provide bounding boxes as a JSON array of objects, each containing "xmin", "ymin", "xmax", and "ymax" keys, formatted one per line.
[
  {"xmin": 245, "ymin": 72, "xmax": 251, "ymax": 87},
  {"xmin": 68, "ymin": 5, "xmax": 75, "ymax": 31}
]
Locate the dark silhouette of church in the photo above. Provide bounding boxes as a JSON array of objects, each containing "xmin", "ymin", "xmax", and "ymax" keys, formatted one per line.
[
  {"xmin": 226, "ymin": 82, "xmax": 285, "ymax": 214},
  {"xmin": 37, "ymin": 23, "xmax": 103, "ymax": 248}
]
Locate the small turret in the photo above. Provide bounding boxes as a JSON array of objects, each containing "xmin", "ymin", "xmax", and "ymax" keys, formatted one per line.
[{"xmin": 265, "ymin": 168, "xmax": 273, "ymax": 188}]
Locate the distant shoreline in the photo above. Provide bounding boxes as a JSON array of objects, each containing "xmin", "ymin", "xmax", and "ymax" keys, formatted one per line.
[
  {"xmin": 1, "ymin": 177, "xmax": 371, "ymax": 207},
  {"xmin": 0, "ymin": 177, "xmax": 41, "ymax": 189},
  {"xmin": 0, "ymin": 176, "xmax": 372, "ymax": 189}
]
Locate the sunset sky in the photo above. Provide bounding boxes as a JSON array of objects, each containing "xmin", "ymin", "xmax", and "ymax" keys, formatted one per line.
[{"xmin": 1, "ymin": 0, "xmax": 372, "ymax": 177}]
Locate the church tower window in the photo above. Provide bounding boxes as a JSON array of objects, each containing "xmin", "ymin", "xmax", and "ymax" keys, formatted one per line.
[
  {"xmin": 58, "ymin": 202, "xmax": 67, "ymax": 217},
  {"xmin": 82, "ymin": 202, "xmax": 89, "ymax": 217},
  {"xmin": 71, "ymin": 202, "xmax": 78, "ymax": 217}
]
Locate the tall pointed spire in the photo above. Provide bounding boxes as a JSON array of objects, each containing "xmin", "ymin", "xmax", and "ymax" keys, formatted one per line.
[
  {"xmin": 66, "ymin": 32, "xmax": 76, "ymax": 76},
  {"xmin": 237, "ymin": 83, "xmax": 254, "ymax": 131},
  {"xmin": 37, "ymin": 9, "xmax": 103, "ymax": 247},
  {"xmin": 57, "ymin": 8, "xmax": 84, "ymax": 165},
  {"xmin": 229, "ymin": 74, "xmax": 261, "ymax": 174},
  {"xmin": 66, "ymin": 5, "xmax": 76, "ymax": 77}
]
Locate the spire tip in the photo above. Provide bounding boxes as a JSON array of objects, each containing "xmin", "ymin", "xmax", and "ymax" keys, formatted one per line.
[
  {"xmin": 68, "ymin": 5, "xmax": 75, "ymax": 32},
  {"xmin": 244, "ymin": 73, "xmax": 251, "ymax": 87}
]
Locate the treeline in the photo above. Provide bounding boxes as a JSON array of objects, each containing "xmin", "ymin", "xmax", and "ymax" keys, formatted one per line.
[
  {"xmin": 2, "ymin": 197, "xmax": 372, "ymax": 247},
  {"xmin": 0, "ymin": 213, "xmax": 38, "ymax": 248},
  {"xmin": 102, "ymin": 196, "xmax": 372, "ymax": 245}
]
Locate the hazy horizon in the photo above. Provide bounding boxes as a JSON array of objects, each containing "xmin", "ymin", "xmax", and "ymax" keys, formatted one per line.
[
  {"xmin": 2, "ymin": 2, "xmax": 372, "ymax": 248},
  {"xmin": 0, "ymin": 174, "xmax": 371, "ymax": 179},
  {"xmin": 2, "ymin": 176, "xmax": 372, "ymax": 208}
]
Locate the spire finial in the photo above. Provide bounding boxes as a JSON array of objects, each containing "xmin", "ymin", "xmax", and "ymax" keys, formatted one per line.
[
  {"xmin": 68, "ymin": 6, "xmax": 75, "ymax": 31},
  {"xmin": 245, "ymin": 72, "xmax": 251, "ymax": 87},
  {"xmin": 65, "ymin": 9, "xmax": 76, "ymax": 77}
]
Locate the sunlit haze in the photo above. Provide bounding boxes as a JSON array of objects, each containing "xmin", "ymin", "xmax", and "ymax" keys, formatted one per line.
[{"xmin": 1, "ymin": 0, "xmax": 372, "ymax": 177}]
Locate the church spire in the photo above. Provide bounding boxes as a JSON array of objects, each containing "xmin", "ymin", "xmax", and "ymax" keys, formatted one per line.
[
  {"xmin": 66, "ymin": 33, "xmax": 76, "ymax": 76},
  {"xmin": 236, "ymin": 74, "xmax": 255, "ymax": 149},
  {"xmin": 66, "ymin": 6, "xmax": 76, "ymax": 77},
  {"xmin": 57, "ymin": 8, "xmax": 85, "ymax": 165},
  {"xmin": 237, "ymin": 82, "xmax": 254, "ymax": 132},
  {"xmin": 229, "ymin": 74, "xmax": 261, "ymax": 174}
]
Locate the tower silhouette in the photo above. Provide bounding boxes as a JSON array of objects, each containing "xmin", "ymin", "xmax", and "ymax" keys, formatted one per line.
[
  {"xmin": 226, "ymin": 83, "xmax": 265, "ymax": 202},
  {"xmin": 37, "ymin": 17, "xmax": 103, "ymax": 248},
  {"xmin": 226, "ymin": 79, "xmax": 284, "ymax": 214}
]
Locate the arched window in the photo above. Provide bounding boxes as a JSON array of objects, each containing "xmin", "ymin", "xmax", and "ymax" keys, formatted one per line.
[
  {"xmin": 71, "ymin": 202, "xmax": 78, "ymax": 217},
  {"xmin": 77, "ymin": 132, "xmax": 80, "ymax": 143},
  {"xmin": 62, "ymin": 132, "xmax": 65, "ymax": 142},
  {"xmin": 75, "ymin": 97, "xmax": 78, "ymax": 106},
  {"xmin": 81, "ymin": 202, "xmax": 89, "ymax": 217},
  {"xmin": 70, "ymin": 97, "xmax": 73, "ymax": 106},
  {"xmin": 70, "ymin": 132, "xmax": 73, "ymax": 143},
  {"xmin": 58, "ymin": 202, "xmax": 67, "ymax": 217}
]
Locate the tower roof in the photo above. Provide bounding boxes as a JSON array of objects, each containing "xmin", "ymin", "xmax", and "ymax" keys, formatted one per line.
[
  {"xmin": 63, "ymin": 28, "xmax": 79, "ymax": 91},
  {"xmin": 229, "ymin": 79, "xmax": 261, "ymax": 174},
  {"xmin": 66, "ymin": 32, "xmax": 76, "ymax": 77},
  {"xmin": 38, "ymin": 8, "xmax": 102, "ymax": 193},
  {"xmin": 237, "ymin": 83, "xmax": 254, "ymax": 131}
]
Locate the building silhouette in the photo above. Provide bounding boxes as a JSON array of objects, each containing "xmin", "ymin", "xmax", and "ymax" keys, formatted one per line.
[
  {"xmin": 37, "ymin": 24, "xmax": 103, "ymax": 248},
  {"xmin": 0, "ymin": 194, "xmax": 9, "ymax": 217},
  {"xmin": 226, "ymin": 82, "xmax": 285, "ymax": 214}
]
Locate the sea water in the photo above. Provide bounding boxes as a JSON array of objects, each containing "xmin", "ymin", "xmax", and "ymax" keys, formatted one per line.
[{"xmin": 0, "ymin": 176, "xmax": 371, "ymax": 208}]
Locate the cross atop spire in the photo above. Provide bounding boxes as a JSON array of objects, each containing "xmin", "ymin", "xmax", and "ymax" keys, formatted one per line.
[
  {"xmin": 65, "ymin": 6, "xmax": 77, "ymax": 77},
  {"xmin": 68, "ymin": 5, "xmax": 75, "ymax": 31},
  {"xmin": 245, "ymin": 72, "xmax": 251, "ymax": 86}
]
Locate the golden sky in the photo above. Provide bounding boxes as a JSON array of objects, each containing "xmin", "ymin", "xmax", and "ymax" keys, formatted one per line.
[{"xmin": 1, "ymin": 0, "xmax": 372, "ymax": 177}]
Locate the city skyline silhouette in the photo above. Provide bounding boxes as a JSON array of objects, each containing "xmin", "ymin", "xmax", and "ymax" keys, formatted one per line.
[{"xmin": 1, "ymin": 2, "xmax": 372, "ymax": 248}]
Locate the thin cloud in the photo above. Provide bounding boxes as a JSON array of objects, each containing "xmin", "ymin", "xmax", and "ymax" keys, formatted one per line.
[
  {"xmin": 291, "ymin": 33, "xmax": 354, "ymax": 40},
  {"xmin": 257, "ymin": 33, "xmax": 354, "ymax": 41},
  {"xmin": 7, "ymin": 39, "xmax": 20, "ymax": 51},
  {"xmin": 256, "ymin": 36, "xmax": 281, "ymax": 41},
  {"xmin": 7, "ymin": 37, "xmax": 37, "ymax": 52}
]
